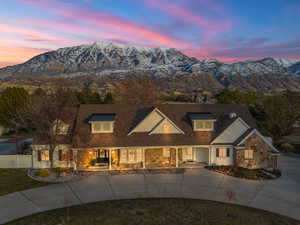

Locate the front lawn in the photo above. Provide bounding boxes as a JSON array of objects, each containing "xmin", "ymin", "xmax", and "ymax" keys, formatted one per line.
[
  {"xmin": 0, "ymin": 169, "xmax": 49, "ymax": 196},
  {"xmin": 7, "ymin": 199, "xmax": 299, "ymax": 225},
  {"xmin": 205, "ymin": 166, "xmax": 280, "ymax": 180}
]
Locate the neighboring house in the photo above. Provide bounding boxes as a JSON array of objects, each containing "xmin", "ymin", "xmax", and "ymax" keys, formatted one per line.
[{"xmin": 31, "ymin": 104, "xmax": 279, "ymax": 170}]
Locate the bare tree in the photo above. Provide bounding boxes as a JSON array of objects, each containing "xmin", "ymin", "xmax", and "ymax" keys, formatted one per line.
[
  {"xmin": 16, "ymin": 88, "xmax": 78, "ymax": 168},
  {"xmin": 113, "ymin": 76, "xmax": 165, "ymax": 105}
]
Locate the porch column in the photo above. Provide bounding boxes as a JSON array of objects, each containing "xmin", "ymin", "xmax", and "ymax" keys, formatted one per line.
[
  {"xmin": 142, "ymin": 148, "xmax": 146, "ymax": 169},
  {"xmin": 73, "ymin": 150, "xmax": 77, "ymax": 171},
  {"xmin": 109, "ymin": 149, "xmax": 112, "ymax": 170},
  {"xmin": 176, "ymin": 148, "xmax": 179, "ymax": 168},
  {"xmin": 208, "ymin": 146, "xmax": 211, "ymax": 165}
]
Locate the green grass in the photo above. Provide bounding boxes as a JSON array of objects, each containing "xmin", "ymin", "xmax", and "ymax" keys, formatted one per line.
[
  {"xmin": 283, "ymin": 132, "xmax": 300, "ymax": 145},
  {"xmin": 282, "ymin": 132, "xmax": 300, "ymax": 154},
  {"xmin": 0, "ymin": 169, "xmax": 49, "ymax": 196},
  {"xmin": 7, "ymin": 199, "xmax": 299, "ymax": 225}
]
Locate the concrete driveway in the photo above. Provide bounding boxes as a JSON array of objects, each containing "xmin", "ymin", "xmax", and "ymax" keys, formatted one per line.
[{"xmin": 0, "ymin": 155, "xmax": 300, "ymax": 224}]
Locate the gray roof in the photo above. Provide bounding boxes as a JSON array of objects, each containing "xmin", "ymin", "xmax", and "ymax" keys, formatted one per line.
[
  {"xmin": 188, "ymin": 113, "xmax": 216, "ymax": 120},
  {"xmin": 88, "ymin": 114, "xmax": 116, "ymax": 122},
  {"xmin": 73, "ymin": 104, "xmax": 257, "ymax": 148}
]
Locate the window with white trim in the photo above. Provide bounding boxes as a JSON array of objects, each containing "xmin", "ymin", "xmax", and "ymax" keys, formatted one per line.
[
  {"xmin": 127, "ymin": 149, "xmax": 137, "ymax": 162},
  {"xmin": 244, "ymin": 150, "xmax": 254, "ymax": 159},
  {"xmin": 91, "ymin": 122, "xmax": 113, "ymax": 133},
  {"xmin": 163, "ymin": 148, "xmax": 170, "ymax": 157},
  {"xmin": 216, "ymin": 148, "xmax": 230, "ymax": 158},
  {"xmin": 38, "ymin": 150, "xmax": 49, "ymax": 161},
  {"xmin": 194, "ymin": 120, "xmax": 214, "ymax": 131}
]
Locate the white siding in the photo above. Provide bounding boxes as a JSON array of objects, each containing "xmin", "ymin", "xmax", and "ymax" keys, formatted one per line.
[
  {"xmin": 212, "ymin": 118, "xmax": 249, "ymax": 144},
  {"xmin": 32, "ymin": 144, "xmax": 74, "ymax": 168},
  {"xmin": 0, "ymin": 155, "xmax": 32, "ymax": 168},
  {"xmin": 131, "ymin": 111, "xmax": 163, "ymax": 133},
  {"xmin": 151, "ymin": 119, "xmax": 182, "ymax": 134},
  {"xmin": 210, "ymin": 147, "xmax": 234, "ymax": 166}
]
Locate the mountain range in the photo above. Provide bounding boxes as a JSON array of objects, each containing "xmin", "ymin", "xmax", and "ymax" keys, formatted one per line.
[{"xmin": 1, "ymin": 42, "xmax": 300, "ymax": 92}]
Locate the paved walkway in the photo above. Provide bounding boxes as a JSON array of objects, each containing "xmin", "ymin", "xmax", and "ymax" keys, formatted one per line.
[{"xmin": 1, "ymin": 155, "xmax": 300, "ymax": 224}]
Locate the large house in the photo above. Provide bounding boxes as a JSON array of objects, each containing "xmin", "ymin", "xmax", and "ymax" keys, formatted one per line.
[{"xmin": 31, "ymin": 104, "xmax": 279, "ymax": 170}]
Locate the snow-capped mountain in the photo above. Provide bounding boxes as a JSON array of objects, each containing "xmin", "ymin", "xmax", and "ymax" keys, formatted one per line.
[
  {"xmin": 185, "ymin": 57, "xmax": 298, "ymax": 77},
  {"xmin": 289, "ymin": 62, "xmax": 300, "ymax": 75},
  {"xmin": 0, "ymin": 42, "xmax": 195, "ymax": 78},
  {"xmin": 0, "ymin": 42, "xmax": 299, "ymax": 92}
]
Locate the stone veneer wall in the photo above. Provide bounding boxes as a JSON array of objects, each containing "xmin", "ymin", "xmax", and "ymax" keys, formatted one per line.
[{"xmin": 235, "ymin": 133, "xmax": 273, "ymax": 169}]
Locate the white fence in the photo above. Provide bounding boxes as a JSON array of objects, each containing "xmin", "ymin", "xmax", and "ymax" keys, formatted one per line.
[{"xmin": 0, "ymin": 155, "xmax": 32, "ymax": 168}]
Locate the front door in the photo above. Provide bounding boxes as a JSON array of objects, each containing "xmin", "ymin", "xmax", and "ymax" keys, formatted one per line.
[
  {"xmin": 96, "ymin": 149, "xmax": 109, "ymax": 163},
  {"xmin": 193, "ymin": 148, "xmax": 209, "ymax": 163}
]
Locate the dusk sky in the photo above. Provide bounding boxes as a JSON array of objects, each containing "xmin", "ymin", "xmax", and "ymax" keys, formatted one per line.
[{"xmin": 1, "ymin": 0, "xmax": 300, "ymax": 68}]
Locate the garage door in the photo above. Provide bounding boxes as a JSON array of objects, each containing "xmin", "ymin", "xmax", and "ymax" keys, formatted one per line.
[{"xmin": 193, "ymin": 147, "xmax": 209, "ymax": 163}]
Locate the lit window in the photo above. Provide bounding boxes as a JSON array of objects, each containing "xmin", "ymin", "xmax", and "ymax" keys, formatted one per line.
[
  {"xmin": 244, "ymin": 150, "xmax": 254, "ymax": 159},
  {"xmin": 92, "ymin": 122, "xmax": 113, "ymax": 133},
  {"xmin": 216, "ymin": 148, "xmax": 230, "ymax": 158},
  {"xmin": 93, "ymin": 123, "xmax": 102, "ymax": 131},
  {"xmin": 194, "ymin": 120, "xmax": 214, "ymax": 131},
  {"xmin": 163, "ymin": 123, "xmax": 170, "ymax": 133},
  {"xmin": 127, "ymin": 149, "xmax": 137, "ymax": 162},
  {"xmin": 163, "ymin": 148, "xmax": 170, "ymax": 157},
  {"xmin": 39, "ymin": 150, "xmax": 49, "ymax": 161},
  {"xmin": 102, "ymin": 122, "xmax": 111, "ymax": 131},
  {"xmin": 205, "ymin": 121, "xmax": 212, "ymax": 129}
]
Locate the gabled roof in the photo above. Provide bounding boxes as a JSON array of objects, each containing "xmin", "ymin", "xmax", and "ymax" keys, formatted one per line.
[
  {"xmin": 211, "ymin": 117, "xmax": 250, "ymax": 144},
  {"xmin": 236, "ymin": 129, "xmax": 280, "ymax": 153},
  {"xmin": 72, "ymin": 104, "xmax": 257, "ymax": 148}
]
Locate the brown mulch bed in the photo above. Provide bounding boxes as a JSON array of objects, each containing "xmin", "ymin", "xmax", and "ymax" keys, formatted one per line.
[{"xmin": 205, "ymin": 166, "xmax": 281, "ymax": 180}]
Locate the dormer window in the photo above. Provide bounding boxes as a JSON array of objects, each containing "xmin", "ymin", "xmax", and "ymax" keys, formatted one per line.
[
  {"xmin": 88, "ymin": 114, "xmax": 115, "ymax": 134},
  {"xmin": 194, "ymin": 120, "xmax": 214, "ymax": 131},
  {"xmin": 188, "ymin": 113, "xmax": 216, "ymax": 132},
  {"xmin": 91, "ymin": 122, "xmax": 113, "ymax": 133}
]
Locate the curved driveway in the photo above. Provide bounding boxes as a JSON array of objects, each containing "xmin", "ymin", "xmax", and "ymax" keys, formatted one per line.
[{"xmin": 1, "ymin": 156, "xmax": 300, "ymax": 224}]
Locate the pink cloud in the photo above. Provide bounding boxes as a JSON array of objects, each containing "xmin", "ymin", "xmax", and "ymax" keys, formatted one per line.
[
  {"xmin": 17, "ymin": 0, "xmax": 191, "ymax": 48},
  {"xmin": 22, "ymin": 19, "xmax": 155, "ymax": 47},
  {"xmin": 144, "ymin": 0, "xmax": 231, "ymax": 41},
  {"xmin": 0, "ymin": 24, "xmax": 72, "ymax": 45},
  {"xmin": 184, "ymin": 38, "xmax": 300, "ymax": 62}
]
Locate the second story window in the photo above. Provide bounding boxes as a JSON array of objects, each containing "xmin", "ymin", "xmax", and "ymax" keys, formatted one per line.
[
  {"xmin": 194, "ymin": 120, "xmax": 214, "ymax": 131},
  {"xmin": 88, "ymin": 113, "xmax": 116, "ymax": 134},
  {"xmin": 91, "ymin": 122, "xmax": 113, "ymax": 133}
]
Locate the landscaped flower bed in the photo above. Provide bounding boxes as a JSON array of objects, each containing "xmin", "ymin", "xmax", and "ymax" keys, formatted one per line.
[
  {"xmin": 205, "ymin": 166, "xmax": 281, "ymax": 180},
  {"xmin": 29, "ymin": 168, "xmax": 90, "ymax": 183}
]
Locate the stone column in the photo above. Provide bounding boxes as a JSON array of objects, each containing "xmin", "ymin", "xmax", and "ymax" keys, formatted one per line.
[
  {"xmin": 176, "ymin": 148, "xmax": 179, "ymax": 168},
  {"xmin": 109, "ymin": 149, "xmax": 112, "ymax": 170}
]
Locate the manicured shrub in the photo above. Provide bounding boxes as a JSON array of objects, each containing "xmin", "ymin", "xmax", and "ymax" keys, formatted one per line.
[{"xmin": 35, "ymin": 169, "xmax": 50, "ymax": 177}]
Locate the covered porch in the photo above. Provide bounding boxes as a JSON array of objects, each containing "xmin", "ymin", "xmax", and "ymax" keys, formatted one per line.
[{"xmin": 75, "ymin": 146, "xmax": 210, "ymax": 171}]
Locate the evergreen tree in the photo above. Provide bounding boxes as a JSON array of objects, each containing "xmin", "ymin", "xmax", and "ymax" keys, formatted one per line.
[{"xmin": 103, "ymin": 92, "xmax": 113, "ymax": 104}]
